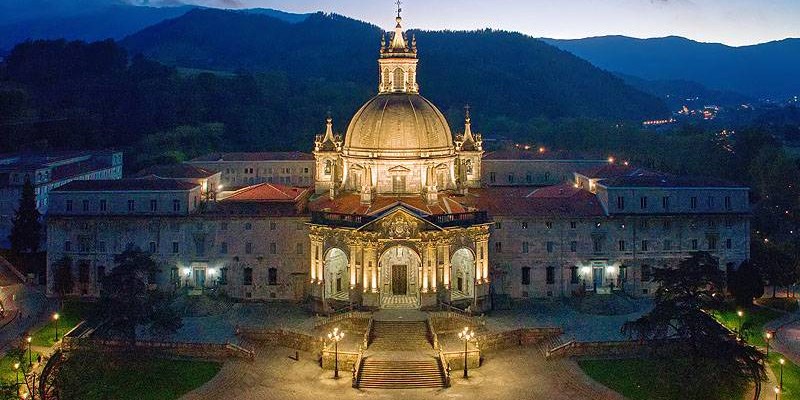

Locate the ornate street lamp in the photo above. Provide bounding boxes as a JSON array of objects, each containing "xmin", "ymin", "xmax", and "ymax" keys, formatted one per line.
[
  {"xmin": 779, "ymin": 358, "xmax": 785, "ymax": 390},
  {"xmin": 737, "ymin": 310, "xmax": 744, "ymax": 339},
  {"xmin": 328, "ymin": 327, "xmax": 345, "ymax": 379},
  {"xmin": 53, "ymin": 313, "xmax": 60, "ymax": 342},
  {"xmin": 774, "ymin": 386, "xmax": 780, "ymax": 400},
  {"xmin": 458, "ymin": 327, "xmax": 475, "ymax": 378},
  {"xmin": 13, "ymin": 362, "xmax": 20, "ymax": 390},
  {"xmin": 765, "ymin": 331, "xmax": 773, "ymax": 356},
  {"xmin": 25, "ymin": 336, "xmax": 32, "ymax": 367}
]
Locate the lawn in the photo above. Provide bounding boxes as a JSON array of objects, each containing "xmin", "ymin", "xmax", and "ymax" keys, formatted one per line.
[
  {"xmin": 768, "ymin": 352, "xmax": 800, "ymax": 398},
  {"xmin": 0, "ymin": 350, "xmax": 42, "ymax": 382},
  {"xmin": 579, "ymin": 357, "xmax": 748, "ymax": 400},
  {"xmin": 59, "ymin": 356, "xmax": 221, "ymax": 400},
  {"xmin": 709, "ymin": 305, "xmax": 783, "ymax": 347},
  {"xmin": 30, "ymin": 300, "xmax": 96, "ymax": 347}
]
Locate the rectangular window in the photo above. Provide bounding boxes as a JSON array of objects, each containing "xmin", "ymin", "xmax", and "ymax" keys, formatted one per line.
[
  {"xmin": 526, "ymin": 173, "xmax": 532, "ymax": 183},
  {"xmin": 664, "ymin": 240, "xmax": 672, "ymax": 251},
  {"xmin": 245, "ymin": 242, "xmax": 253, "ymax": 254},
  {"xmin": 570, "ymin": 266, "xmax": 579, "ymax": 284},
  {"xmin": 617, "ymin": 196, "xmax": 625, "ymax": 210},
  {"xmin": 495, "ymin": 222, "xmax": 502, "ymax": 229},
  {"xmin": 82, "ymin": 199, "xmax": 90, "ymax": 212},
  {"xmin": 173, "ymin": 199, "xmax": 180, "ymax": 212},
  {"xmin": 220, "ymin": 222, "xmax": 228, "ymax": 231},
  {"xmin": 545, "ymin": 222, "xmax": 553, "ymax": 229},
  {"xmin": 662, "ymin": 196, "xmax": 670, "ymax": 210},
  {"xmin": 268, "ymin": 268, "xmax": 278, "ymax": 286},
  {"xmin": 522, "ymin": 242, "xmax": 529, "ymax": 253},
  {"xmin": 570, "ymin": 221, "xmax": 577, "ymax": 229},
  {"xmin": 521, "ymin": 267, "xmax": 531, "ymax": 285},
  {"xmin": 270, "ymin": 222, "xmax": 277, "ymax": 231},
  {"xmin": 521, "ymin": 222, "xmax": 528, "ymax": 229},
  {"xmin": 546, "ymin": 266, "xmax": 555, "ymax": 284},
  {"xmin": 243, "ymin": 268, "xmax": 253, "ymax": 286},
  {"xmin": 269, "ymin": 242, "xmax": 277, "ymax": 254},
  {"xmin": 172, "ymin": 242, "xmax": 179, "ymax": 254},
  {"xmin": 618, "ymin": 240, "xmax": 626, "ymax": 252},
  {"xmin": 640, "ymin": 197, "xmax": 648, "ymax": 209},
  {"xmin": 593, "ymin": 238, "xmax": 602, "ymax": 253},
  {"xmin": 495, "ymin": 242, "xmax": 502, "ymax": 253},
  {"xmin": 570, "ymin": 241, "xmax": 577, "ymax": 253},
  {"xmin": 690, "ymin": 196, "xmax": 698, "ymax": 209},
  {"xmin": 66, "ymin": 200, "xmax": 73, "ymax": 212},
  {"xmin": 726, "ymin": 239, "xmax": 732, "ymax": 249},
  {"xmin": 507, "ymin": 174, "xmax": 514, "ymax": 184},
  {"xmin": 220, "ymin": 268, "xmax": 228, "ymax": 285},
  {"xmin": 641, "ymin": 240, "xmax": 649, "ymax": 252},
  {"xmin": 296, "ymin": 243, "xmax": 303, "ymax": 255},
  {"xmin": 709, "ymin": 237, "xmax": 717, "ymax": 250},
  {"xmin": 724, "ymin": 196, "xmax": 731, "ymax": 210},
  {"xmin": 490, "ymin": 172, "xmax": 496, "ymax": 183},
  {"xmin": 546, "ymin": 241, "xmax": 554, "ymax": 253},
  {"xmin": 691, "ymin": 239, "xmax": 698, "ymax": 250},
  {"xmin": 97, "ymin": 241, "xmax": 106, "ymax": 253},
  {"xmin": 148, "ymin": 241, "xmax": 157, "ymax": 253},
  {"xmin": 663, "ymin": 220, "xmax": 672, "ymax": 230},
  {"xmin": 150, "ymin": 199, "xmax": 158, "ymax": 212},
  {"xmin": 127, "ymin": 199, "xmax": 135, "ymax": 212},
  {"xmin": 78, "ymin": 263, "xmax": 90, "ymax": 284},
  {"xmin": 64, "ymin": 241, "xmax": 72, "ymax": 252},
  {"xmin": 99, "ymin": 199, "xmax": 107, "ymax": 212},
  {"xmin": 641, "ymin": 265, "xmax": 652, "ymax": 282},
  {"xmin": 619, "ymin": 265, "xmax": 628, "ymax": 282},
  {"xmin": 220, "ymin": 242, "xmax": 228, "ymax": 254}
]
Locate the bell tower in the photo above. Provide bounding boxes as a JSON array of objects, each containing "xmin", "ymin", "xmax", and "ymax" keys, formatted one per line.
[
  {"xmin": 313, "ymin": 115, "xmax": 343, "ymax": 195},
  {"xmin": 455, "ymin": 106, "xmax": 484, "ymax": 189}
]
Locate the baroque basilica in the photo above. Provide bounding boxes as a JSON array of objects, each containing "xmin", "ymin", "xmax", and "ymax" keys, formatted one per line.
[{"xmin": 45, "ymin": 13, "xmax": 751, "ymax": 314}]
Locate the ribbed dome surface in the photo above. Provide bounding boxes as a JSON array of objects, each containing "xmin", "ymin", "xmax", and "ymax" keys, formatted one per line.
[{"xmin": 344, "ymin": 93, "xmax": 454, "ymax": 157}]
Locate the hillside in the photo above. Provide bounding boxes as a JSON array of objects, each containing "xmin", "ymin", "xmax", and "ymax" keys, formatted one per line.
[
  {"xmin": 121, "ymin": 9, "xmax": 668, "ymax": 122},
  {"xmin": 544, "ymin": 36, "xmax": 800, "ymax": 100}
]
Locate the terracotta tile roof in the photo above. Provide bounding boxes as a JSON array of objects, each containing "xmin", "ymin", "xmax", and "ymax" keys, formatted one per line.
[
  {"xmin": 576, "ymin": 164, "xmax": 661, "ymax": 179},
  {"xmin": 189, "ymin": 151, "xmax": 314, "ymax": 162},
  {"xmin": 466, "ymin": 185, "xmax": 605, "ymax": 217},
  {"xmin": 600, "ymin": 175, "xmax": 747, "ymax": 188},
  {"xmin": 309, "ymin": 193, "xmax": 468, "ymax": 216},
  {"xmin": 53, "ymin": 179, "xmax": 199, "ymax": 192},
  {"xmin": 135, "ymin": 164, "xmax": 219, "ymax": 179},
  {"xmin": 223, "ymin": 183, "xmax": 309, "ymax": 202},
  {"xmin": 483, "ymin": 149, "xmax": 606, "ymax": 161}
]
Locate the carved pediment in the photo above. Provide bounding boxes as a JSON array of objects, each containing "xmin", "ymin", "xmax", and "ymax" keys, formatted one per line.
[
  {"xmin": 358, "ymin": 206, "xmax": 442, "ymax": 236},
  {"xmin": 388, "ymin": 165, "xmax": 411, "ymax": 173}
]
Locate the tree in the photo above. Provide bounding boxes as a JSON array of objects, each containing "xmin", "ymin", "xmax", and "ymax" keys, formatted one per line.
[
  {"xmin": 8, "ymin": 178, "xmax": 41, "ymax": 254},
  {"xmin": 99, "ymin": 248, "xmax": 182, "ymax": 344},
  {"xmin": 52, "ymin": 256, "xmax": 75, "ymax": 309},
  {"xmin": 727, "ymin": 260, "xmax": 764, "ymax": 307},
  {"xmin": 623, "ymin": 252, "xmax": 765, "ymax": 400},
  {"xmin": 753, "ymin": 239, "xmax": 797, "ymax": 297}
]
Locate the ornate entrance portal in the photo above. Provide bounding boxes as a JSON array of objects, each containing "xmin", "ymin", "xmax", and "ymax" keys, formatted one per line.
[{"xmin": 379, "ymin": 245, "xmax": 420, "ymax": 308}]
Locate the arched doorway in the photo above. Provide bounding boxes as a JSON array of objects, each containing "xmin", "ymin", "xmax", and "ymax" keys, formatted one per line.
[
  {"xmin": 451, "ymin": 248, "xmax": 475, "ymax": 302},
  {"xmin": 378, "ymin": 245, "xmax": 421, "ymax": 308},
  {"xmin": 324, "ymin": 248, "xmax": 348, "ymax": 301}
]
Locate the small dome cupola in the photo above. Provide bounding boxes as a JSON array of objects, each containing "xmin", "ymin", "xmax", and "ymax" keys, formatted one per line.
[{"xmin": 378, "ymin": 5, "xmax": 418, "ymax": 94}]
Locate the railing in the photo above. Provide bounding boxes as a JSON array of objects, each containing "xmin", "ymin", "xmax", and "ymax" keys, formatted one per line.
[
  {"xmin": 362, "ymin": 318, "xmax": 374, "ymax": 349},
  {"xmin": 426, "ymin": 211, "xmax": 490, "ymax": 227},
  {"xmin": 310, "ymin": 211, "xmax": 376, "ymax": 228},
  {"xmin": 426, "ymin": 317, "xmax": 440, "ymax": 349},
  {"xmin": 352, "ymin": 345, "xmax": 364, "ymax": 388},
  {"xmin": 430, "ymin": 309, "xmax": 487, "ymax": 328},
  {"xmin": 437, "ymin": 344, "xmax": 451, "ymax": 388},
  {"xmin": 313, "ymin": 311, "xmax": 372, "ymax": 330}
]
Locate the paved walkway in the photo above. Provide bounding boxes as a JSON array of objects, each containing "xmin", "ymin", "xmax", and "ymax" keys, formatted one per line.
[
  {"xmin": 0, "ymin": 283, "xmax": 53, "ymax": 353},
  {"xmin": 182, "ymin": 345, "xmax": 623, "ymax": 400}
]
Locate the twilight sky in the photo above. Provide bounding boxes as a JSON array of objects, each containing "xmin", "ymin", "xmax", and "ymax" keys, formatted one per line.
[{"xmin": 149, "ymin": 0, "xmax": 800, "ymax": 46}]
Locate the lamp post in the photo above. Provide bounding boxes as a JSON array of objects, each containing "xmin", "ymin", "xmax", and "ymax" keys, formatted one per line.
[
  {"xmin": 328, "ymin": 327, "xmax": 344, "ymax": 379},
  {"xmin": 737, "ymin": 310, "xmax": 744, "ymax": 339},
  {"xmin": 13, "ymin": 362, "xmax": 19, "ymax": 391},
  {"xmin": 774, "ymin": 386, "xmax": 780, "ymax": 400},
  {"xmin": 766, "ymin": 331, "xmax": 773, "ymax": 357},
  {"xmin": 53, "ymin": 313, "xmax": 60, "ymax": 342},
  {"xmin": 25, "ymin": 336, "xmax": 32, "ymax": 367},
  {"xmin": 779, "ymin": 358, "xmax": 785, "ymax": 390},
  {"xmin": 457, "ymin": 327, "xmax": 475, "ymax": 378}
]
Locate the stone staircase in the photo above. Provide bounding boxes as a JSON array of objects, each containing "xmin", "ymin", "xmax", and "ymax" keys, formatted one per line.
[
  {"xmin": 368, "ymin": 320, "xmax": 431, "ymax": 351},
  {"xmin": 356, "ymin": 358, "xmax": 446, "ymax": 389},
  {"xmin": 355, "ymin": 319, "xmax": 446, "ymax": 389}
]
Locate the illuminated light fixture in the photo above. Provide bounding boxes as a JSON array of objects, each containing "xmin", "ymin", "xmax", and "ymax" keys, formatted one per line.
[
  {"xmin": 183, "ymin": 267, "xmax": 192, "ymax": 276},
  {"xmin": 581, "ymin": 266, "xmax": 592, "ymax": 275},
  {"xmin": 207, "ymin": 268, "xmax": 217, "ymax": 276},
  {"xmin": 538, "ymin": 146, "xmax": 545, "ymax": 153},
  {"xmin": 606, "ymin": 266, "xmax": 617, "ymax": 274},
  {"xmin": 608, "ymin": 156, "xmax": 615, "ymax": 163}
]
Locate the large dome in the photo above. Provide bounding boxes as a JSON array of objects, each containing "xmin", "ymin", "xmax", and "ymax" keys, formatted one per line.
[{"xmin": 343, "ymin": 93, "xmax": 454, "ymax": 159}]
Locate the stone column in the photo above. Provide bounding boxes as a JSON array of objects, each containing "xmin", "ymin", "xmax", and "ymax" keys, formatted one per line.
[
  {"xmin": 429, "ymin": 243, "xmax": 437, "ymax": 292},
  {"xmin": 310, "ymin": 234, "xmax": 323, "ymax": 283},
  {"xmin": 348, "ymin": 243, "xmax": 357, "ymax": 289},
  {"xmin": 421, "ymin": 243, "xmax": 429, "ymax": 293},
  {"xmin": 441, "ymin": 243, "xmax": 451, "ymax": 289}
]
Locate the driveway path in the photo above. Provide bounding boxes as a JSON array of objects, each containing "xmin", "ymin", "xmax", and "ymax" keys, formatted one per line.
[{"xmin": 182, "ymin": 345, "xmax": 623, "ymax": 400}]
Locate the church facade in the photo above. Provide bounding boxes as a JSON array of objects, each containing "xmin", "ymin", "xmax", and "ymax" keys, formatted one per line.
[{"xmin": 45, "ymin": 14, "xmax": 751, "ymax": 313}]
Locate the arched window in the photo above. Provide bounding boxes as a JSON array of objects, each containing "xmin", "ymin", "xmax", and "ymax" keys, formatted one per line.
[
  {"xmin": 383, "ymin": 68, "xmax": 391, "ymax": 88},
  {"xmin": 268, "ymin": 267, "xmax": 277, "ymax": 286},
  {"xmin": 393, "ymin": 68, "xmax": 405, "ymax": 91},
  {"xmin": 324, "ymin": 160, "xmax": 332, "ymax": 175}
]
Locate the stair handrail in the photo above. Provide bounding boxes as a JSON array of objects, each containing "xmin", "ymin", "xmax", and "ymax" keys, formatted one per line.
[
  {"xmin": 362, "ymin": 318, "xmax": 373, "ymax": 349},
  {"xmin": 352, "ymin": 345, "xmax": 364, "ymax": 388},
  {"xmin": 426, "ymin": 316, "xmax": 440, "ymax": 349},
  {"xmin": 437, "ymin": 343, "xmax": 451, "ymax": 388}
]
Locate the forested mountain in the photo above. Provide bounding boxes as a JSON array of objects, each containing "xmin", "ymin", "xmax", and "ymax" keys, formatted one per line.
[
  {"xmin": 544, "ymin": 36, "xmax": 800, "ymax": 100},
  {"xmin": 121, "ymin": 9, "xmax": 668, "ymax": 122}
]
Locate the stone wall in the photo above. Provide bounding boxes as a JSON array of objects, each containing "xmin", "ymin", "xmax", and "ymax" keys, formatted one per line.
[
  {"xmin": 321, "ymin": 349, "xmax": 360, "ymax": 371},
  {"xmin": 545, "ymin": 340, "xmax": 645, "ymax": 359},
  {"xmin": 237, "ymin": 327, "xmax": 323, "ymax": 353},
  {"xmin": 442, "ymin": 349, "xmax": 480, "ymax": 370},
  {"xmin": 62, "ymin": 337, "xmax": 253, "ymax": 360},
  {"xmin": 478, "ymin": 327, "xmax": 563, "ymax": 351}
]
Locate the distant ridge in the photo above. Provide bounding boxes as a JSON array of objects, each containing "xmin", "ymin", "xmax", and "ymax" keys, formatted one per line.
[
  {"xmin": 543, "ymin": 35, "xmax": 800, "ymax": 99},
  {"xmin": 120, "ymin": 8, "xmax": 668, "ymax": 121}
]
